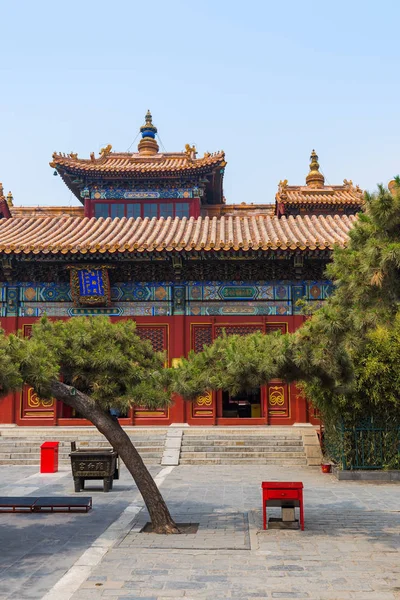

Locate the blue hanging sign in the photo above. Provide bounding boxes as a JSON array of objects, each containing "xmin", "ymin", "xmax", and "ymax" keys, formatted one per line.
[
  {"xmin": 68, "ymin": 266, "xmax": 112, "ymax": 307},
  {"xmin": 78, "ymin": 269, "xmax": 105, "ymax": 297}
]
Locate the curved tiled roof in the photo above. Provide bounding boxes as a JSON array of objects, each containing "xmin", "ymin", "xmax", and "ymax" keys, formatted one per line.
[
  {"xmin": 51, "ymin": 150, "xmax": 226, "ymax": 176},
  {"xmin": 276, "ymin": 185, "xmax": 363, "ymax": 206},
  {"xmin": 0, "ymin": 214, "xmax": 356, "ymax": 255}
]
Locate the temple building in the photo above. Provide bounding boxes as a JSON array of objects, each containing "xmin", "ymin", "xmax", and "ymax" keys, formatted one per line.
[{"xmin": 0, "ymin": 112, "xmax": 363, "ymax": 427}]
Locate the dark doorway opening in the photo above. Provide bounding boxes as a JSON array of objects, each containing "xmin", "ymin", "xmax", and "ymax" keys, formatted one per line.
[{"xmin": 222, "ymin": 388, "xmax": 261, "ymax": 418}]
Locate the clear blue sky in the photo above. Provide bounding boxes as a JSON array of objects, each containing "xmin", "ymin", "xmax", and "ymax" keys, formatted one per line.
[{"xmin": 1, "ymin": 0, "xmax": 399, "ymax": 207}]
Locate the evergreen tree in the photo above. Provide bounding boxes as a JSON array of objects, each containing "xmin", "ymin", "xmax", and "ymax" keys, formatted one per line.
[
  {"xmin": 7, "ymin": 316, "xmax": 179, "ymax": 534},
  {"xmin": 0, "ymin": 329, "xmax": 23, "ymax": 394}
]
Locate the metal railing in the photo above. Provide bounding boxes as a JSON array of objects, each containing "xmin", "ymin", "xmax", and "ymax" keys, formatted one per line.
[{"xmin": 325, "ymin": 420, "xmax": 400, "ymax": 470}]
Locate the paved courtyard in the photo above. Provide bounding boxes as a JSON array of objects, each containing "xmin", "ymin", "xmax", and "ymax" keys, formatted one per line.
[
  {"xmin": 0, "ymin": 464, "xmax": 161, "ymax": 600},
  {"xmin": 0, "ymin": 464, "xmax": 400, "ymax": 600}
]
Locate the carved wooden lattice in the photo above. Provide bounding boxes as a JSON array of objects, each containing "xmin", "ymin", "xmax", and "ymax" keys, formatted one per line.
[
  {"xmin": 23, "ymin": 325, "xmax": 33, "ymax": 338},
  {"xmin": 192, "ymin": 325, "xmax": 213, "ymax": 353},
  {"xmin": 136, "ymin": 326, "xmax": 166, "ymax": 353}
]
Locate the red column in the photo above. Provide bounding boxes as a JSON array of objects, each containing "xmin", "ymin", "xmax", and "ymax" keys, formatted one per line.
[{"xmin": 168, "ymin": 315, "xmax": 186, "ymax": 423}]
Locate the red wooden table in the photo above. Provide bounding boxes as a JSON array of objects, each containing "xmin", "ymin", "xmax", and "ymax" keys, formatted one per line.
[{"xmin": 261, "ymin": 481, "xmax": 304, "ymax": 530}]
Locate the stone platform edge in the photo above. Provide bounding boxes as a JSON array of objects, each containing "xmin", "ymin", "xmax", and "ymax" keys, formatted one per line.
[{"xmin": 332, "ymin": 466, "xmax": 400, "ymax": 481}]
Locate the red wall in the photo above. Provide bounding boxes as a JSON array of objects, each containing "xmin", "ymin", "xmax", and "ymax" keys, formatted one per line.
[{"xmin": 0, "ymin": 314, "xmax": 312, "ymax": 427}]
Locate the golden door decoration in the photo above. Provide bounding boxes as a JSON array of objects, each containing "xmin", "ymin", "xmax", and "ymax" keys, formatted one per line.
[
  {"xmin": 267, "ymin": 382, "xmax": 289, "ymax": 418},
  {"xmin": 191, "ymin": 325, "xmax": 215, "ymax": 418},
  {"xmin": 21, "ymin": 387, "xmax": 55, "ymax": 419},
  {"xmin": 192, "ymin": 391, "xmax": 214, "ymax": 418},
  {"xmin": 20, "ymin": 324, "xmax": 55, "ymax": 419}
]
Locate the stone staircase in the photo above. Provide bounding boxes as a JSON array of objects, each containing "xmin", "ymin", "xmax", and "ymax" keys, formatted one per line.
[
  {"xmin": 0, "ymin": 428, "xmax": 167, "ymax": 466},
  {"xmin": 0, "ymin": 426, "xmax": 321, "ymax": 467},
  {"xmin": 179, "ymin": 428, "xmax": 312, "ymax": 465}
]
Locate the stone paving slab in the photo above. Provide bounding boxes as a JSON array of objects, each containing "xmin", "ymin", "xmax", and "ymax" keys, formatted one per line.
[
  {"xmin": 119, "ymin": 510, "xmax": 250, "ymax": 550},
  {"xmin": 68, "ymin": 465, "xmax": 400, "ymax": 600},
  {"xmin": 0, "ymin": 464, "xmax": 161, "ymax": 600}
]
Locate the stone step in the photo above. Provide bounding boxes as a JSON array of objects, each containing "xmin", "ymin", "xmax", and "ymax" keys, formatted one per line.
[
  {"xmin": 0, "ymin": 450, "xmax": 162, "ymax": 460},
  {"xmin": 181, "ymin": 445, "xmax": 304, "ymax": 453},
  {"xmin": 0, "ymin": 460, "xmax": 160, "ymax": 466},
  {"xmin": 184, "ymin": 433, "xmax": 302, "ymax": 435},
  {"xmin": 179, "ymin": 457, "xmax": 308, "ymax": 465},
  {"xmin": 0, "ymin": 433, "xmax": 167, "ymax": 439},
  {"xmin": 181, "ymin": 451, "xmax": 306, "ymax": 459},
  {"xmin": 181, "ymin": 440, "xmax": 303, "ymax": 448},
  {"xmin": 0, "ymin": 435, "xmax": 166, "ymax": 440},
  {"xmin": 179, "ymin": 429, "xmax": 308, "ymax": 465},
  {"xmin": 182, "ymin": 438, "xmax": 302, "ymax": 444},
  {"xmin": 0, "ymin": 446, "xmax": 164, "ymax": 458},
  {"xmin": 0, "ymin": 441, "xmax": 165, "ymax": 450}
]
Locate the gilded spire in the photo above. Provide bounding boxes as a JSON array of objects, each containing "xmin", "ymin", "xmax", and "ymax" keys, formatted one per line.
[
  {"xmin": 306, "ymin": 149, "xmax": 325, "ymax": 188},
  {"xmin": 6, "ymin": 191, "xmax": 13, "ymax": 207},
  {"xmin": 138, "ymin": 110, "xmax": 159, "ymax": 155}
]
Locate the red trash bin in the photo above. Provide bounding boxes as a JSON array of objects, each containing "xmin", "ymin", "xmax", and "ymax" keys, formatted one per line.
[{"xmin": 40, "ymin": 441, "xmax": 59, "ymax": 473}]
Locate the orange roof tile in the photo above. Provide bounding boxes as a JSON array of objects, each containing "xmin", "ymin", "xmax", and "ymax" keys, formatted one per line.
[
  {"xmin": 0, "ymin": 214, "xmax": 356, "ymax": 255},
  {"xmin": 51, "ymin": 150, "xmax": 226, "ymax": 176}
]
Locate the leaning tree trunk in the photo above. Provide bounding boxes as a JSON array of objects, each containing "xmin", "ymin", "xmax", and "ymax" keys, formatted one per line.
[{"xmin": 50, "ymin": 381, "xmax": 179, "ymax": 534}]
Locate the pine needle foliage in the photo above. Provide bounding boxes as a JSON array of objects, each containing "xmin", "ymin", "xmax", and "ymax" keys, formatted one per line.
[
  {"xmin": 174, "ymin": 332, "xmax": 295, "ymax": 399},
  {"xmin": 0, "ymin": 329, "xmax": 23, "ymax": 394},
  {"xmin": 11, "ymin": 316, "xmax": 172, "ymax": 411}
]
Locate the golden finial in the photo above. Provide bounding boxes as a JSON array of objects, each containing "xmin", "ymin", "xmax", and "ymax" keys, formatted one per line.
[
  {"xmin": 143, "ymin": 110, "xmax": 155, "ymax": 128},
  {"xmin": 306, "ymin": 149, "xmax": 325, "ymax": 188},
  {"xmin": 138, "ymin": 110, "xmax": 159, "ymax": 155},
  {"xmin": 6, "ymin": 191, "xmax": 13, "ymax": 207}
]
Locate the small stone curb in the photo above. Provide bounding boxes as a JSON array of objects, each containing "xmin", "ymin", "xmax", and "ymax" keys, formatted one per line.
[{"xmin": 332, "ymin": 466, "xmax": 400, "ymax": 481}]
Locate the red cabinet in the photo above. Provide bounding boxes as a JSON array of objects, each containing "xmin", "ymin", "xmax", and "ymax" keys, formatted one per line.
[{"xmin": 40, "ymin": 441, "xmax": 59, "ymax": 473}]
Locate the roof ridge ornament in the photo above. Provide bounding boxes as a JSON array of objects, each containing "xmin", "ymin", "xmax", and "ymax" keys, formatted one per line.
[
  {"xmin": 279, "ymin": 179, "xmax": 288, "ymax": 193},
  {"xmin": 99, "ymin": 144, "xmax": 112, "ymax": 157},
  {"xmin": 306, "ymin": 149, "xmax": 325, "ymax": 188},
  {"xmin": 185, "ymin": 144, "xmax": 197, "ymax": 160}
]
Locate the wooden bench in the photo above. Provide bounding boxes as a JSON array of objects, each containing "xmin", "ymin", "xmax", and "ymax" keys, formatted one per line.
[
  {"xmin": 0, "ymin": 497, "xmax": 92, "ymax": 513},
  {"xmin": 261, "ymin": 482, "xmax": 304, "ymax": 530}
]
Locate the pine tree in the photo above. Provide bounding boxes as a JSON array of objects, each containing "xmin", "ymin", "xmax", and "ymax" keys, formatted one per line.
[{"xmin": 8, "ymin": 316, "xmax": 179, "ymax": 534}]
